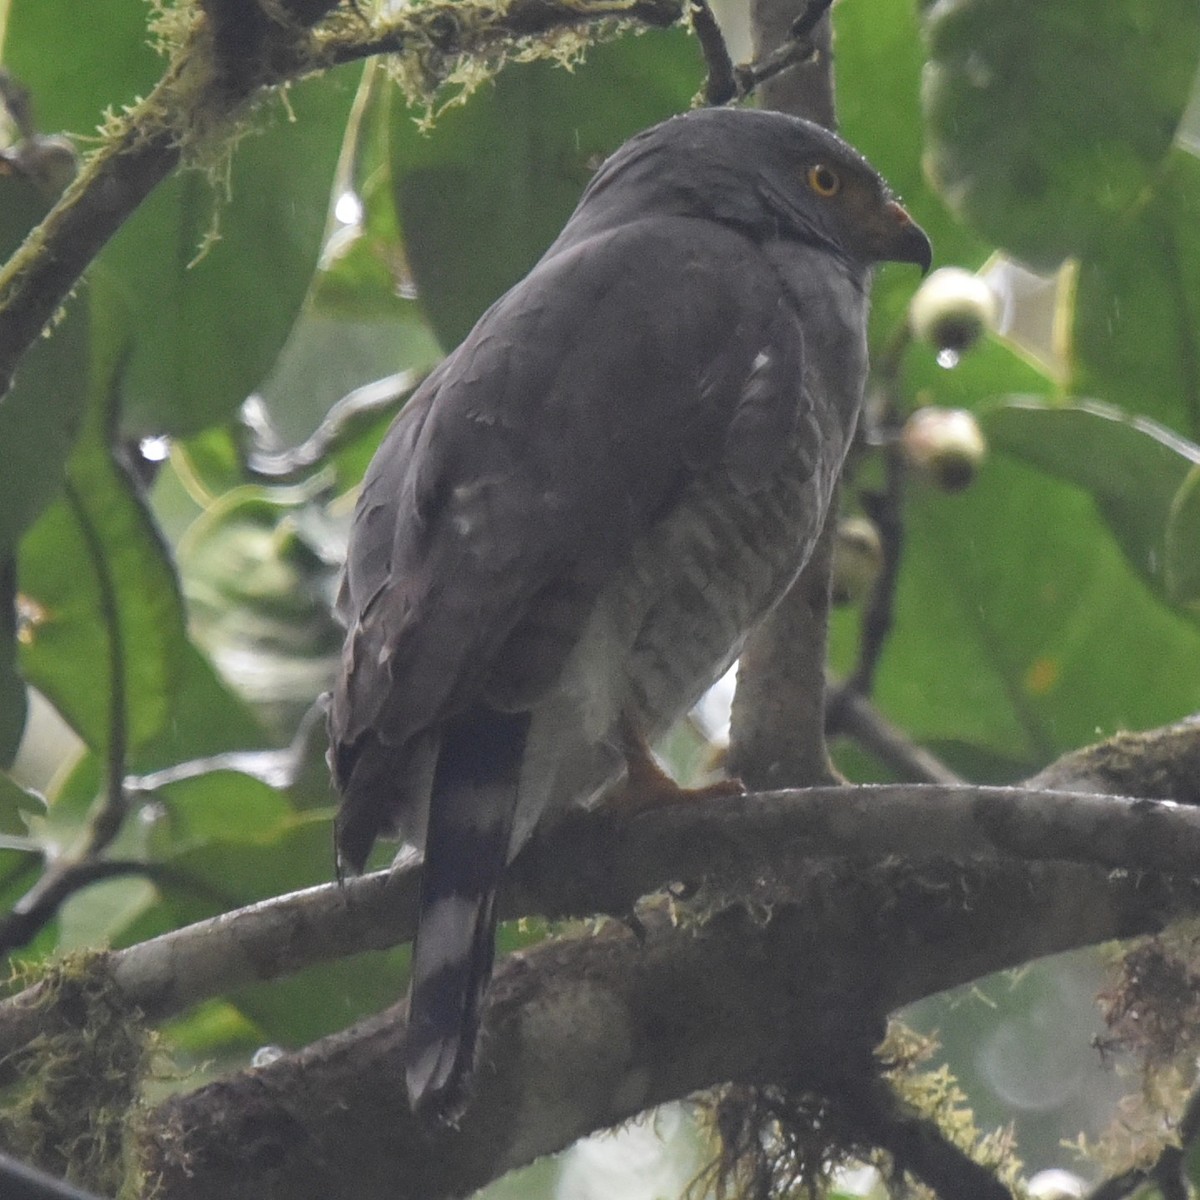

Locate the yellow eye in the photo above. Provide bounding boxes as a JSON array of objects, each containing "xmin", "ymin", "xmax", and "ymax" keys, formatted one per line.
[{"xmin": 807, "ymin": 164, "xmax": 841, "ymax": 197}]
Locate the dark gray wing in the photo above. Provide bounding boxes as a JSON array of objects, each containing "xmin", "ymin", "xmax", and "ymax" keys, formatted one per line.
[{"xmin": 329, "ymin": 213, "xmax": 806, "ymax": 854}]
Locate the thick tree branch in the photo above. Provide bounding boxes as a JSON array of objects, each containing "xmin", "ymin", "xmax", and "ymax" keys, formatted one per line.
[
  {"xmin": 133, "ymin": 859, "xmax": 1200, "ymax": 1200},
  {"xmin": 4, "ymin": 726, "xmax": 1200, "ymax": 1068},
  {"xmin": 724, "ymin": 0, "xmax": 839, "ymax": 791},
  {"xmin": 0, "ymin": 720, "xmax": 1193, "ymax": 1196},
  {"xmin": 727, "ymin": 511, "xmax": 841, "ymax": 788}
]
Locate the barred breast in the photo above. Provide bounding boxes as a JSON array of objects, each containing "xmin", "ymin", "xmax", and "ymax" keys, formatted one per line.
[{"xmin": 508, "ymin": 385, "xmax": 857, "ymax": 852}]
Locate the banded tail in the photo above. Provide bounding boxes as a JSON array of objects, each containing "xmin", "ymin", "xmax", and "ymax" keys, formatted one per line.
[{"xmin": 405, "ymin": 707, "xmax": 531, "ymax": 1119}]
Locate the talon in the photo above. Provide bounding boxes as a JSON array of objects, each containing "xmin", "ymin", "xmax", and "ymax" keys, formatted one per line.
[{"xmin": 602, "ymin": 712, "xmax": 743, "ymax": 816}]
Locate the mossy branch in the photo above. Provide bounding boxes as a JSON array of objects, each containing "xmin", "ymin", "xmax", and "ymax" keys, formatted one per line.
[{"xmin": 0, "ymin": 0, "xmax": 684, "ymax": 401}]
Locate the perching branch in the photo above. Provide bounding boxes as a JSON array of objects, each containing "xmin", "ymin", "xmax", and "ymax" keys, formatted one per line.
[
  {"xmin": 4, "ymin": 726, "xmax": 1200, "ymax": 1071},
  {"xmin": 4, "ymin": 714, "xmax": 1200, "ymax": 1039},
  {"xmin": 132, "ymin": 854, "xmax": 1200, "ymax": 1200},
  {"xmin": 0, "ymin": 719, "xmax": 1195, "ymax": 1196}
]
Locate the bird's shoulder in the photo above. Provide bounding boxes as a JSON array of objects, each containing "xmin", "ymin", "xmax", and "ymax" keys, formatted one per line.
[{"xmin": 331, "ymin": 213, "xmax": 822, "ymax": 747}]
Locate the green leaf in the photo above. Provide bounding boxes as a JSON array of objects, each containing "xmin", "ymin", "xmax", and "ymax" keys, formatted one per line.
[
  {"xmin": 259, "ymin": 66, "xmax": 441, "ymax": 452},
  {"xmin": 390, "ymin": 29, "xmax": 703, "ymax": 348},
  {"xmin": 1165, "ymin": 465, "xmax": 1200, "ymax": 605},
  {"xmin": 1071, "ymin": 148, "xmax": 1200, "ymax": 439},
  {"xmin": 141, "ymin": 769, "xmax": 295, "ymax": 850},
  {"xmin": 161, "ymin": 1000, "xmax": 263, "ymax": 1060},
  {"xmin": 138, "ymin": 640, "xmax": 267, "ymax": 767},
  {"xmin": 921, "ymin": 0, "xmax": 1200, "ymax": 268},
  {"xmin": 0, "ymin": 170, "xmax": 90, "ymax": 759},
  {"xmin": 177, "ymin": 486, "xmax": 342, "ymax": 736},
  {"xmin": 257, "ymin": 312, "xmax": 438, "ymax": 450},
  {"xmin": 59, "ymin": 873, "xmax": 160, "ymax": 951},
  {"xmin": 982, "ymin": 398, "xmax": 1200, "ymax": 598},
  {"xmin": 18, "ymin": 475, "xmax": 186, "ymax": 760},
  {"xmin": 0, "ymin": 771, "xmax": 44, "ymax": 838},
  {"xmin": 171, "ymin": 426, "xmax": 247, "ymax": 506},
  {"xmin": 0, "ymin": 0, "xmax": 162, "ymax": 137},
  {"xmin": 37, "ymin": 646, "xmax": 268, "ymax": 864},
  {"xmin": 229, "ymin": 945, "xmax": 412, "ymax": 1047},
  {"xmin": 101, "ymin": 65, "xmax": 360, "ymax": 435},
  {"xmin": 834, "ymin": 453, "xmax": 1200, "ymax": 774},
  {"xmin": 834, "ymin": 0, "xmax": 993, "ymax": 340},
  {"xmin": 312, "ymin": 63, "xmax": 436, "ymax": 326},
  {"xmin": 18, "ymin": 380, "xmax": 189, "ymax": 759},
  {"xmin": 0, "ymin": 283, "xmax": 89, "ymax": 558}
]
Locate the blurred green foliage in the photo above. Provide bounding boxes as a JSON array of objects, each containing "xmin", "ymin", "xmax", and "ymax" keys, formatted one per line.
[{"xmin": 0, "ymin": 0, "xmax": 1199, "ymax": 1192}]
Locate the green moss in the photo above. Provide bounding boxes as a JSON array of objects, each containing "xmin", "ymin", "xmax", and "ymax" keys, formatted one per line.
[
  {"xmin": 880, "ymin": 1022, "xmax": 1024, "ymax": 1193},
  {"xmin": 0, "ymin": 951, "xmax": 153, "ymax": 1197}
]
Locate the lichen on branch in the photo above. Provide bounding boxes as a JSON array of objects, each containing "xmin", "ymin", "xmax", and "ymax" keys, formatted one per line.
[{"xmin": 0, "ymin": 0, "xmax": 686, "ymax": 401}]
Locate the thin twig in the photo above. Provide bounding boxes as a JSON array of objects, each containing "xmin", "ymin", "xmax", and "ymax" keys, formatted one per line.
[
  {"xmin": 731, "ymin": 0, "xmax": 830, "ymax": 101},
  {"xmin": 828, "ymin": 689, "xmax": 962, "ymax": 785},
  {"xmin": 689, "ymin": 0, "xmax": 738, "ymax": 106},
  {"xmin": 690, "ymin": 0, "xmax": 836, "ymax": 108},
  {"xmin": 841, "ymin": 324, "xmax": 915, "ymax": 700},
  {"xmin": 789, "ymin": 0, "xmax": 834, "ymax": 42},
  {"xmin": 243, "ymin": 370, "xmax": 422, "ymax": 479},
  {"xmin": 0, "ymin": 860, "xmax": 168, "ymax": 952}
]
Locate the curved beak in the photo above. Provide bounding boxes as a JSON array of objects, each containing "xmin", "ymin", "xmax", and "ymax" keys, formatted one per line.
[{"xmin": 879, "ymin": 199, "xmax": 933, "ymax": 275}]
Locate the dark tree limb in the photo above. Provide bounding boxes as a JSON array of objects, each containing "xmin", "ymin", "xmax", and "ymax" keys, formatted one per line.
[
  {"xmin": 133, "ymin": 859, "xmax": 1200, "ymax": 1200},
  {"xmin": 690, "ymin": 0, "xmax": 739, "ymax": 105},
  {"xmin": 0, "ymin": 719, "xmax": 1194, "ymax": 1196},
  {"xmin": 850, "ymin": 1077, "xmax": 1014, "ymax": 1200},
  {"xmin": 0, "ymin": 1151, "xmax": 107, "ymax": 1200},
  {"xmin": 5, "ymin": 715, "xmax": 1200, "ymax": 1067},
  {"xmin": 727, "ymin": 510, "xmax": 841, "ymax": 788},
  {"xmin": 724, "ymin": 0, "xmax": 839, "ymax": 793}
]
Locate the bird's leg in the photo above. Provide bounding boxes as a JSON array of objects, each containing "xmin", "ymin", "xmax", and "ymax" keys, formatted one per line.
[{"xmin": 604, "ymin": 711, "xmax": 745, "ymax": 817}]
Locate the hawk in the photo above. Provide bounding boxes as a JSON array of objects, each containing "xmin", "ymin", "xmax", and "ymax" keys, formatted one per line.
[{"xmin": 328, "ymin": 106, "xmax": 931, "ymax": 1117}]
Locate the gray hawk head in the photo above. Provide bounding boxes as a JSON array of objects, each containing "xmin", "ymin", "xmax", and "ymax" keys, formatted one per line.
[{"xmin": 327, "ymin": 105, "xmax": 931, "ymax": 1119}]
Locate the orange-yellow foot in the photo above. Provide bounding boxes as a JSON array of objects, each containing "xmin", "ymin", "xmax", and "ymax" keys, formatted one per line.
[{"xmin": 602, "ymin": 712, "xmax": 745, "ymax": 817}]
